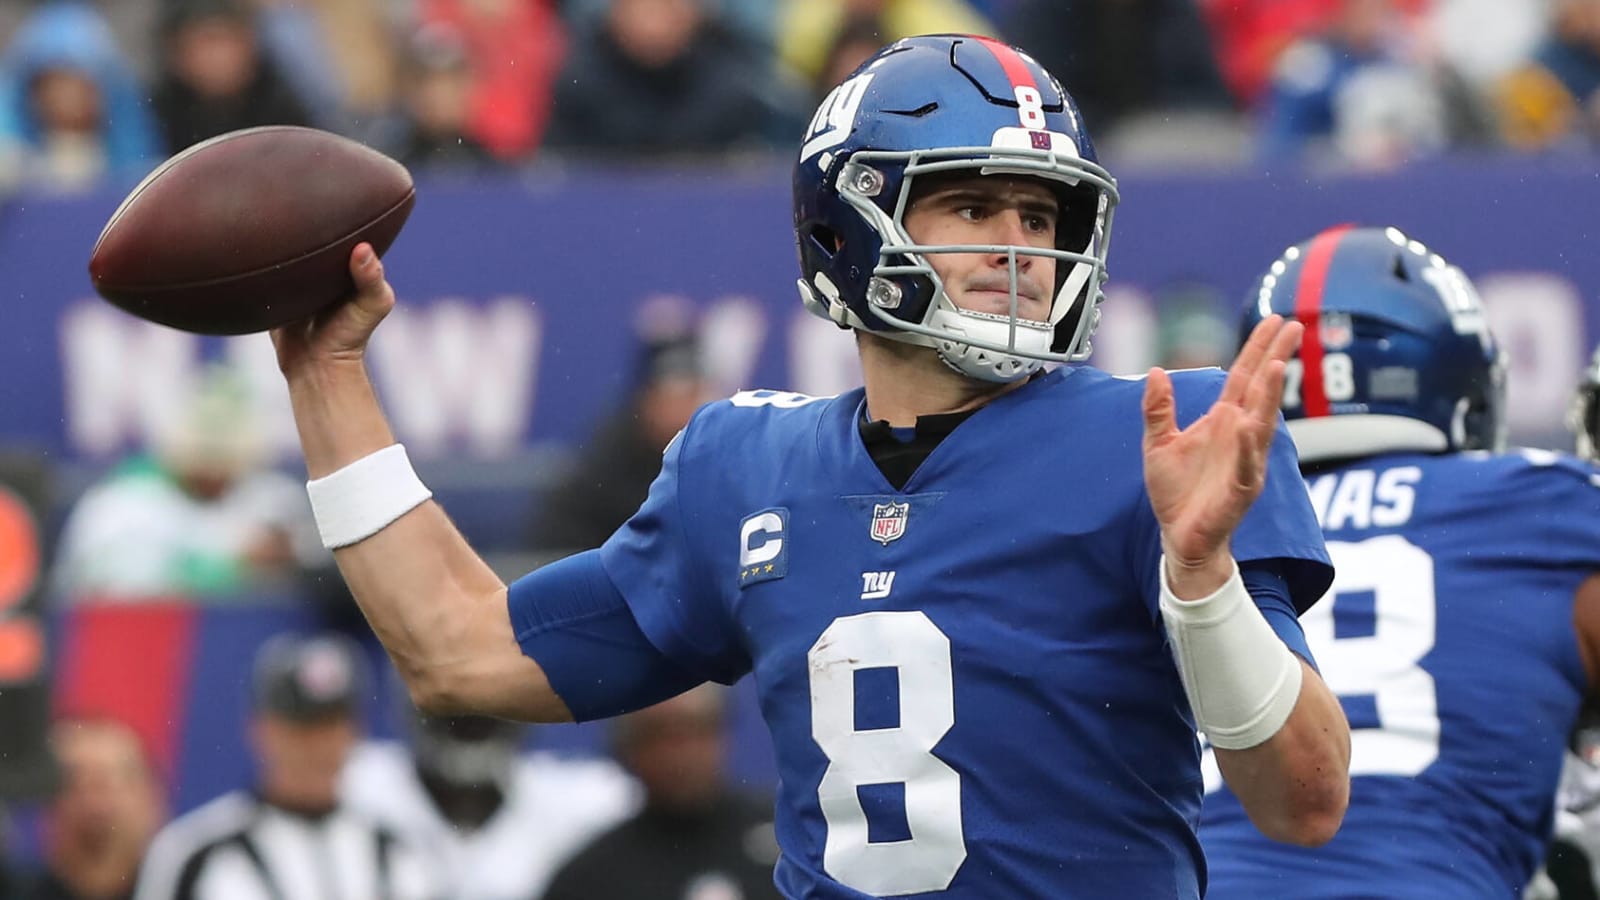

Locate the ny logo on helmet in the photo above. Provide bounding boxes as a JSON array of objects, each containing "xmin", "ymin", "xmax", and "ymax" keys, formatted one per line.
[{"xmin": 801, "ymin": 73, "xmax": 875, "ymax": 168}]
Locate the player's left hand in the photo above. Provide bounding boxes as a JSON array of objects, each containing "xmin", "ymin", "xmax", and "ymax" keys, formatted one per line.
[{"xmin": 1141, "ymin": 314, "xmax": 1302, "ymax": 579}]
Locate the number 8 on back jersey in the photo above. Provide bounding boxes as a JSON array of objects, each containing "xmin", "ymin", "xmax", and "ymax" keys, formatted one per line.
[{"xmin": 1203, "ymin": 451, "xmax": 1600, "ymax": 898}]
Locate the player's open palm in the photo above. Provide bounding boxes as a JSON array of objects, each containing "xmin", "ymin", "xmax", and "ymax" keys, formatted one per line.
[
  {"xmin": 1141, "ymin": 315, "xmax": 1302, "ymax": 567},
  {"xmin": 271, "ymin": 243, "xmax": 396, "ymax": 378}
]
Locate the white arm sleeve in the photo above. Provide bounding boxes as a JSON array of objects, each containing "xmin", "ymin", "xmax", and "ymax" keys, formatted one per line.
[{"xmin": 1159, "ymin": 556, "xmax": 1303, "ymax": 750}]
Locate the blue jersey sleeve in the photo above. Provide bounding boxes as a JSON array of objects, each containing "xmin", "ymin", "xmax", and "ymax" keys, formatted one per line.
[
  {"xmin": 1241, "ymin": 560, "xmax": 1318, "ymax": 670},
  {"xmin": 597, "ymin": 414, "xmax": 752, "ymax": 685},
  {"xmin": 1237, "ymin": 415, "xmax": 1335, "ymax": 613},
  {"xmin": 507, "ymin": 551, "xmax": 704, "ymax": 721},
  {"xmin": 1495, "ymin": 452, "xmax": 1600, "ymax": 572}
]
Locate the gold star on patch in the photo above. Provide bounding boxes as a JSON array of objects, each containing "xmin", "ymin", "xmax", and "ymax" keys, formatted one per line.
[{"xmin": 764, "ymin": 564, "xmax": 775, "ymax": 573}]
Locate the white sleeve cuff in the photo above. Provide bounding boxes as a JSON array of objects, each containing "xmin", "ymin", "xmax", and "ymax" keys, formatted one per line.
[
  {"xmin": 306, "ymin": 444, "xmax": 432, "ymax": 550},
  {"xmin": 1159, "ymin": 556, "xmax": 1303, "ymax": 750}
]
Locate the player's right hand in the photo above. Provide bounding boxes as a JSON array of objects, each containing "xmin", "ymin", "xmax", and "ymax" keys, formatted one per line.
[{"xmin": 270, "ymin": 243, "xmax": 395, "ymax": 379}]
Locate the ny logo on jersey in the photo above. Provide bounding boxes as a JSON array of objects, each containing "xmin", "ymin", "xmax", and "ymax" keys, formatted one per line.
[
  {"xmin": 738, "ymin": 508, "xmax": 788, "ymax": 588},
  {"xmin": 860, "ymin": 571, "xmax": 897, "ymax": 600},
  {"xmin": 870, "ymin": 501, "xmax": 909, "ymax": 545}
]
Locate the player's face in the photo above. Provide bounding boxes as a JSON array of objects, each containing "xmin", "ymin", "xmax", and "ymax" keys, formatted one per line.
[{"xmin": 903, "ymin": 176, "xmax": 1059, "ymax": 323}]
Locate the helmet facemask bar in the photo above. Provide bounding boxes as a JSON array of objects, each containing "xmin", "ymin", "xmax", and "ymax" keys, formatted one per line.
[{"xmin": 835, "ymin": 146, "xmax": 1119, "ymax": 381}]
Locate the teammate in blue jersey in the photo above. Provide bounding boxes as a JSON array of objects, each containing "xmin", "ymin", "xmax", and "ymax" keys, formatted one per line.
[
  {"xmin": 1200, "ymin": 224, "xmax": 1600, "ymax": 899},
  {"xmin": 268, "ymin": 36, "xmax": 1350, "ymax": 898}
]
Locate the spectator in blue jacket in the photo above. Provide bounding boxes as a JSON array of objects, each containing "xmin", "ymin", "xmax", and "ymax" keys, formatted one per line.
[
  {"xmin": 0, "ymin": 1, "xmax": 160, "ymax": 191},
  {"xmin": 1257, "ymin": 0, "xmax": 1445, "ymax": 167}
]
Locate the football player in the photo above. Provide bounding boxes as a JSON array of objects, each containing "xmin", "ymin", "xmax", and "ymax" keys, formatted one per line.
[
  {"xmin": 1573, "ymin": 342, "xmax": 1599, "ymax": 464},
  {"xmin": 1200, "ymin": 225, "xmax": 1600, "ymax": 898},
  {"xmin": 270, "ymin": 36, "xmax": 1349, "ymax": 898}
]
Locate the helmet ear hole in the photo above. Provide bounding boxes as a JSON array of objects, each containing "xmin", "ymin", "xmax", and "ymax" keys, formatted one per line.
[{"xmin": 805, "ymin": 223, "xmax": 842, "ymax": 258}]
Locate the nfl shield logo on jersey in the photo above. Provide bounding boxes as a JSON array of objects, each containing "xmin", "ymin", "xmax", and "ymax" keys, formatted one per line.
[{"xmin": 870, "ymin": 502, "xmax": 909, "ymax": 545}]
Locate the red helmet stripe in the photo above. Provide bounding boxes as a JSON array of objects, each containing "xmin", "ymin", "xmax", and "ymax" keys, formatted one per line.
[
  {"xmin": 1293, "ymin": 224, "xmax": 1355, "ymax": 419},
  {"xmin": 972, "ymin": 36, "xmax": 1039, "ymax": 92}
]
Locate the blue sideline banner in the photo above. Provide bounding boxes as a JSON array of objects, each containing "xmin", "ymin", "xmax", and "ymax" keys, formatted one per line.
[{"xmin": 2, "ymin": 158, "xmax": 1596, "ymax": 463}]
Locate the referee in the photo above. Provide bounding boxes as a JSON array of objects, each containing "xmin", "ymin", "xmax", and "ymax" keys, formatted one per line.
[{"xmin": 134, "ymin": 633, "xmax": 436, "ymax": 900}]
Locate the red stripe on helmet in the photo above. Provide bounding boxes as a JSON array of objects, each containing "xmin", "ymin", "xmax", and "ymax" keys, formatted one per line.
[
  {"xmin": 972, "ymin": 36, "xmax": 1039, "ymax": 92},
  {"xmin": 1293, "ymin": 224, "xmax": 1355, "ymax": 419}
]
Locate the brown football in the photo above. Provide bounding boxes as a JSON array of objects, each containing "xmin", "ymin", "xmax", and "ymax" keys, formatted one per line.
[{"xmin": 88, "ymin": 126, "xmax": 415, "ymax": 335}]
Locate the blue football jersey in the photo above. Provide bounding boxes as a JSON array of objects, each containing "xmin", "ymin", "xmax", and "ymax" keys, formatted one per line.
[
  {"xmin": 598, "ymin": 365, "xmax": 1330, "ymax": 899},
  {"xmin": 1200, "ymin": 449, "xmax": 1600, "ymax": 899}
]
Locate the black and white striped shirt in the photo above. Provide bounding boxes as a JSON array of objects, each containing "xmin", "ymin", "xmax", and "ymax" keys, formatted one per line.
[{"xmin": 134, "ymin": 791, "xmax": 437, "ymax": 900}]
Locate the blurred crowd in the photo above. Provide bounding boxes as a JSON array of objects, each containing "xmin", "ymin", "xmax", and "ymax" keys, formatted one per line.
[
  {"xmin": 0, "ymin": 299, "xmax": 771, "ymax": 896},
  {"xmin": 2, "ymin": 631, "xmax": 777, "ymax": 900},
  {"xmin": 3, "ymin": 0, "xmax": 1600, "ymax": 192}
]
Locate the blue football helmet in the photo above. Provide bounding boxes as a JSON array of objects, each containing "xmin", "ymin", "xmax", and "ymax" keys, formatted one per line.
[
  {"xmin": 1573, "ymin": 344, "xmax": 1600, "ymax": 463},
  {"xmin": 793, "ymin": 35, "xmax": 1119, "ymax": 382},
  {"xmin": 1239, "ymin": 225, "xmax": 1507, "ymax": 464}
]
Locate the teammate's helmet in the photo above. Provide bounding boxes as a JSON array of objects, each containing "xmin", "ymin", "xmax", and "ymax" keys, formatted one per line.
[
  {"xmin": 1572, "ymin": 344, "xmax": 1600, "ymax": 463},
  {"xmin": 1239, "ymin": 225, "xmax": 1506, "ymax": 464},
  {"xmin": 793, "ymin": 35, "xmax": 1119, "ymax": 382},
  {"xmin": 411, "ymin": 713, "xmax": 525, "ymax": 791}
]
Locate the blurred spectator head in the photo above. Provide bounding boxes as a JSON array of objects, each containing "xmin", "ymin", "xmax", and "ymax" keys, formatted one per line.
[
  {"xmin": 612, "ymin": 684, "xmax": 727, "ymax": 814},
  {"xmin": 161, "ymin": 0, "xmax": 261, "ymax": 101},
  {"xmin": 605, "ymin": 0, "xmax": 705, "ymax": 70},
  {"xmin": 816, "ymin": 15, "xmax": 882, "ymax": 98},
  {"xmin": 1555, "ymin": 0, "xmax": 1600, "ymax": 51},
  {"xmin": 629, "ymin": 327, "xmax": 711, "ymax": 452},
  {"xmin": 402, "ymin": 23, "xmax": 477, "ymax": 144},
  {"xmin": 29, "ymin": 67, "xmax": 100, "ymax": 136},
  {"xmin": 43, "ymin": 717, "xmax": 166, "ymax": 894},
  {"xmin": 1334, "ymin": 63, "xmax": 1448, "ymax": 167},
  {"xmin": 1332, "ymin": 0, "xmax": 1399, "ymax": 54},
  {"xmin": 249, "ymin": 633, "xmax": 367, "ymax": 811},
  {"xmin": 842, "ymin": 0, "xmax": 889, "ymax": 15},
  {"xmin": 155, "ymin": 364, "xmax": 266, "ymax": 501}
]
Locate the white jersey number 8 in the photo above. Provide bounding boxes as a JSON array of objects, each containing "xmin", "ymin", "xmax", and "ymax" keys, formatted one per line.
[
  {"xmin": 809, "ymin": 611, "xmax": 966, "ymax": 896},
  {"xmin": 1205, "ymin": 535, "xmax": 1439, "ymax": 791},
  {"xmin": 1304, "ymin": 535, "xmax": 1440, "ymax": 776}
]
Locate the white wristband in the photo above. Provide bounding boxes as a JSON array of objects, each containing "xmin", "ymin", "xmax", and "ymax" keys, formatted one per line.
[
  {"xmin": 1159, "ymin": 556, "xmax": 1303, "ymax": 750},
  {"xmin": 306, "ymin": 444, "xmax": 432, "ymax": 550}
]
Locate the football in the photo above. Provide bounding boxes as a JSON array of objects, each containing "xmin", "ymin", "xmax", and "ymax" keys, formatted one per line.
[{"xmin": 88, "ymin": 126, "xmax": 415, "ymax": 335}]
